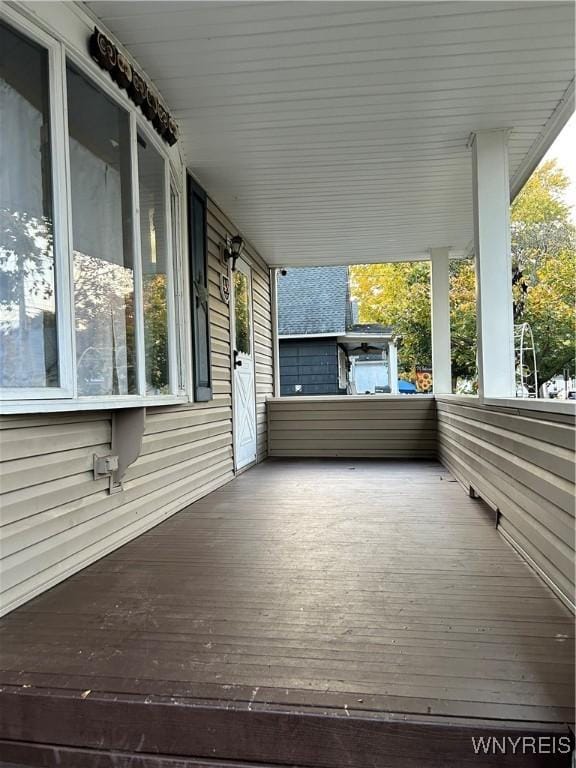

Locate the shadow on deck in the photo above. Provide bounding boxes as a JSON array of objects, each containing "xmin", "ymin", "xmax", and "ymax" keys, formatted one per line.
[{"xmin": 0, "ymin": 459, "xmax": 573, "ymax": 767}]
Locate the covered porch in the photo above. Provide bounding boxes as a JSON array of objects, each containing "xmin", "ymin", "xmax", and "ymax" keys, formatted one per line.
[
  {"xmin": 0, "ymin": 458, "xmax": 573, "ymax": 767},
  {"xmin": 0, "ymin": 1, "xmax": 575, "ymax": 766}
]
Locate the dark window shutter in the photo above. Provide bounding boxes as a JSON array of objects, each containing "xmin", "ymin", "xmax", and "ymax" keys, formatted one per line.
[{"xmin": 187, "ymin": 175, "xmax": 212, "ymax": 401}]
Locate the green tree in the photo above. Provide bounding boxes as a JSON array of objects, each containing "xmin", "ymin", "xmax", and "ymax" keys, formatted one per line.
[
  {"xmin": 510, "ymin": 160, "xmax": 576, "ymax": 384},
  {"xmin": 143, "ymin": 273, "xmax": 169, "ymax": 394},
  {"xmin": 350, "ymin": 261, "xmax": 431, "ymax": 380},
  {"xmin": 350, "ymin": 259, "xmax": 478, "ymax": 388},
  {"xmin": 0, "ymin": 208, "xmax": 58, "ymax": 387},
  {"xmin": 519, "ymin": 249, "xmax": 575, "ymax": 384},
  {"xmin": 448, "ymin": 259, "xmax": 477, "ymax": 386},
  {"xmin": 350, "ymin": 159, "xmax": 575, "ymax": 390}
]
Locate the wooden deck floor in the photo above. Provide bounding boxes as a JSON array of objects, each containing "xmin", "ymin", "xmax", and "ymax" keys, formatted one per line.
[{"xmin": 0, "ymin": 459, "xmax": 573, "ymax": 767}]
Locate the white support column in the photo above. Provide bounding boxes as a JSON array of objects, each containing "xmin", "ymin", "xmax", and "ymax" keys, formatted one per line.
[
  {"xmin": 388, "ymin": 341, "xmax": 399, "ymax": 394},
  {"xmin": 471, "ymin": 130, "xmax": 516, "ymax": 399},
  {"xmin": 270, "ymin": 268, "xmax": 281, "ymax": 397},
  {"xmin": 430, "ymin": 247, "xmax": 452, "ymax": 394}
]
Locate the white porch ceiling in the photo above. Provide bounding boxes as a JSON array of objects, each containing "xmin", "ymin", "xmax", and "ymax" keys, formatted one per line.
[{"xmin": 87, "ymin": 1, "xmax": 575, "ymax": 267}]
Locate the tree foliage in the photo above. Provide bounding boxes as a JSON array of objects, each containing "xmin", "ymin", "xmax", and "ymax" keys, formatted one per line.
[
  {"xmin": 143, "ymin": 273, "xmax": 169, "ymax": 394},
  {"xmin": 511, "ymin": 160, "xmax": 575, "ymax": 385},
  {"xmin": 0, "ymin": 208, "xmax": 55, "ymax": 328},
  {"xmin": 350, "ymin": 159, "xmax": 575, "ymax": 390},
  {"xmin": 350, "ymin": 261, "xmax": 431, "ymax": 380}
]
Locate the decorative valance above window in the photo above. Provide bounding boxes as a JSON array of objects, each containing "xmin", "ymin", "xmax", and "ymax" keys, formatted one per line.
[{"xmin": 89, "ymin": 28, "xmax": 179, "ymax": 147}]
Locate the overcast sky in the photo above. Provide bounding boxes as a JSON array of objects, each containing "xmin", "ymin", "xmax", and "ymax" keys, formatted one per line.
[{"xmin": 543, "ymin": 113, "xmax": 576, "ymax": 224}]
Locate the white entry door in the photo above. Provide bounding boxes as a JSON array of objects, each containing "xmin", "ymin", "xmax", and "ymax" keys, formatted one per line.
[{"xmin": 232, "ymin": 258, "xmax": 257, "ymax": 470}]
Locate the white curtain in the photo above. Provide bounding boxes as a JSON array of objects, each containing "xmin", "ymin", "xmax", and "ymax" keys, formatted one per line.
[
  {"xmin": 0, "ymin": 81, "xmax": 44, "ymax": 217},
  {"xmin": 70, "ymin": 138, "xmax": 125, "ymax": 266},
  {"xmin": 70, "ymin": 138, "xmax": 131, "ymax": 396}
]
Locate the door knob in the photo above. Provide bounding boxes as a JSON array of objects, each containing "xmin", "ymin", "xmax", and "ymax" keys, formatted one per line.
[{"xmin": 233, "ymin": 350, "xmax": 242, "ymax": 368}]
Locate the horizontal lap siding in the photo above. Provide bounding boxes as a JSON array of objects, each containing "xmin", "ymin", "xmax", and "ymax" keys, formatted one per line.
[
  {"xmin": 0, "ymin": 200, "xmax": 272, "ymax": 617},
  {"xmin": 436, "ymin": 398, "xmax": 575, "ymax": 610},
  {"xmin": 207, "ymin": 203, "xmax": 273, "ymax": 464},
  {"xmin": 268, "ymin": 397, "xmax": 437, "ymax": 458}
]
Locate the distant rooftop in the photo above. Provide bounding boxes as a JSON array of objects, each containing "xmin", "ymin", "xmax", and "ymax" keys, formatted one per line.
[
  {"xmin": 277, "ymin": 266, "xmax": 393, "ymax": 337},
  {"xmin": 277, "ymin": 266, "xmax": 348, "ymax": 335}
]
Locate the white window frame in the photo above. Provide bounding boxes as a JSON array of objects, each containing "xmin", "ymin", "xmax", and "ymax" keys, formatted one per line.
[
  {"xmin": 0, "ymin": 10, "xmax": 74, "ymax": 402},
  {"xmin": 164, "ymin": 158, "xmax": 178, "ymax": 397},
  {"xmin": 0, "ymin": 7, "xmax": 190, "ymax": 414},
  {"xmin": 177, "ymin": 165, "xmax": 195, "ymax": 400}
]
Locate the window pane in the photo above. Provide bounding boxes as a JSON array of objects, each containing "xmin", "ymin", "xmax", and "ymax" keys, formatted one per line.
[
  {"xmin": 0, "ymin": 22, "xmax": 59, "ymax": 389},
  {"xmin": 138, "ymin": 134, "xmax": 170, "ymax": 395},
  {"xmin": 234, "ymin": 270, "xmax": 250, "ymax": 355},
  {"xmin": 67, "ymin": 64, "xmax": 137, "ymax": 396}
]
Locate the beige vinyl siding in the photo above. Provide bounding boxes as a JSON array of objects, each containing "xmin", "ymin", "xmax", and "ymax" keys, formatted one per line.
[
  {"xmin": 268, "ymin": 396, "xmax": 437, "ymax": 458},
  {"xmin": 437, "ymin": 397, "xmax": 575, "ymax": 610},
  {"xmin": 207, "ymin": 202, "xmax": 274, "ymax": 463},
  {"xmin": 0, "ymin": 200, "xmax": 272, "ymax": 617}
]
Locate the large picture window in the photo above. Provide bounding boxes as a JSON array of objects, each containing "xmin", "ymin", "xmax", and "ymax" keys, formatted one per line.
[
  {"xmin": 0, "ymin": 16, "xmax": 186, "ymax": 411},
  {"xmin": 0, "ymin": 22, "xmax": 59, "ymax": 390}
]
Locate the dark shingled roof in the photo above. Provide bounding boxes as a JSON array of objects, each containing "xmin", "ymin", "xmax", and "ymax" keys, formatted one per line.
[{"xmin": 277, "ymin": 266, "xmax": 348, "ymax": 335}]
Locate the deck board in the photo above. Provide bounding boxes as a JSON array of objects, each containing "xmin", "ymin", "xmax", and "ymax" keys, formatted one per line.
[{"xmin": 0, "ymin": 459, "xmax": 573, "ymax": 766}]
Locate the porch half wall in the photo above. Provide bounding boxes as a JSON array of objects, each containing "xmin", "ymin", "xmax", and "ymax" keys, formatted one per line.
[
  {"xmin": 0, "ymin": 200, "xmax": 273, "ymax": 617},
  {"xmin": 268, "ymin": 396, "xmax": 437, "ymax": 458},
  {"xmin": 436, "ymin": 397, "xmax": 575, "ymax": 610}
]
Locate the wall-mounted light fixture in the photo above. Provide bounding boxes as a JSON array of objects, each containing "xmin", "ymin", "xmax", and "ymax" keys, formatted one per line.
[{"xmin": 221, "ymin": 234, "xmax": 245, "ymax": 271}]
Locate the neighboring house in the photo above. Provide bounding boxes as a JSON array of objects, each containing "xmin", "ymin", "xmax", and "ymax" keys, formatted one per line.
[{"xmin": 277, "ymin": 266, "xmax": 399, "ymax": 395}]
